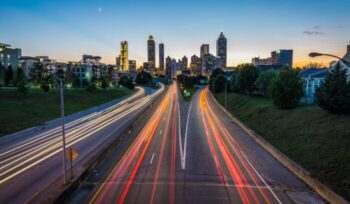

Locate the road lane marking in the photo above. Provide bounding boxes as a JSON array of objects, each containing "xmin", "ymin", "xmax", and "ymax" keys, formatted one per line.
[
  {"xmin": 182, "ymin": 101, "xmax": 193, "ymax": 170},
  {"xmin": 150, "ymin": 153, "xmax": 155, "ymax": 165},
  {"xmin": 159, "ymin": 129, "xmax": 163, "ymax": 135},
  {"xmin": 177, "ymin": 101, "xmax": 183, "ymax": 169},
  {"xmin": 240, "ymin": 151, "xmax": 282, "ymax": 204}
]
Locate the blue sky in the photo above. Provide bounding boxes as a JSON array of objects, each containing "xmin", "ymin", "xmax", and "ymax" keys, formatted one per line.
[{"xmin": 1, "ymin": 0, "xmax": 349, "ymax": 67}]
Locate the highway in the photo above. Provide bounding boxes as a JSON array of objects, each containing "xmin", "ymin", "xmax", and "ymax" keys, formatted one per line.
[
  {"xmin": 0, "ymin": 85, "xmax": 164, "ymax": 203},
  {"xmin": 88, "ymin": 84, "xmax": 323, "ymax": 204}
]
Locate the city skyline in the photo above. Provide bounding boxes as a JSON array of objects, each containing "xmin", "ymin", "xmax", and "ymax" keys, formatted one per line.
[{"xmin": 1, "ymin": 0, "xmax": 350, "ymax": 67}]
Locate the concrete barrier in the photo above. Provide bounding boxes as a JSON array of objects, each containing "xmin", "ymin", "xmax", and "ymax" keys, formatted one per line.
[{"xmin": 209, "ymin": 92, "xmax": 348, "ymax": 204}]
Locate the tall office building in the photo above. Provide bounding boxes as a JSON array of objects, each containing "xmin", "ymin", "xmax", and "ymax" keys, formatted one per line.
[
  {"xmin": 190, "ymin": 55, "xmax": 202, "ymax": 76},
  {"xmin": 159, "ymin": 43, "xmax": 164, "ymax": 74},
  {"xmin": 278, "ymin": 50, "xmax": 293, "ymax": 67},
  {"xmin": 181, "ymin": 56, "xmax": 188, "ymax": 69},
  {"xmin": 147, "ymin": 35, "xmax": 156, "ymax": 75},
  {"xmin": 216, "ymin": 32, "xmax": 227, "ymax": 68},
  {"xmin": 200, "ymin": 44, "xmax": 209, "ymax": 58},
  {"xmin": 120, "ymin": 41, "xmax": 128, "ymax": 71},
  {"xmin": 200, "ymin": 44, "xmax": 210, "ymax": 74},
  {"xmin": 165, "ymin": 56, "xmax": 172, "ymax": 78}
]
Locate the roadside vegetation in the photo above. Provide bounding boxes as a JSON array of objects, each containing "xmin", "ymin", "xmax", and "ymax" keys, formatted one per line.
[
  {"xmin": 0, "ymin": 87, "xmax": 133, "ymax": 137},
  {"xmin": 211, "ymin": 63, "xmax": 350, "ymax": 200}
]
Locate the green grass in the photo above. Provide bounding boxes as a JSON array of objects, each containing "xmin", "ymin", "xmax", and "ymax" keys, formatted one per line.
[
  {"xmin": 215, "ymin": 92, "xmax": 350, "ymax": 200},
  {"xmin": 0, "ymin": 87, "xmax": 133, "ymax": 137}
]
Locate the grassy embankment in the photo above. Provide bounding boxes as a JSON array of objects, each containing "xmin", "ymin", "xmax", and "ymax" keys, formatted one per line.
[
  {"xmin": 0, "ymin": 87, "xmax": 133, "ymax": 137},
  {"xmin": 215, "ymin": 92, "xmax": 350, "ymax": 200}
]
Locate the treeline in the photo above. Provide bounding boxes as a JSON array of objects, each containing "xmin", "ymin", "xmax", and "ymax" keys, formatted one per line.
[
  {"xmin": 210, "ymin": 63, "xmax": 350, "ymax": 114},
  {"xmin": 0, "ymin": 62, "xmax": 133, "ymax": 94}
]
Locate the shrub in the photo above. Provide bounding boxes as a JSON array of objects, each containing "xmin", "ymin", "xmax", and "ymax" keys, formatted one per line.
[{"xmin": 268, "ymin": 69, "xmax": 304, "ymax": 109}]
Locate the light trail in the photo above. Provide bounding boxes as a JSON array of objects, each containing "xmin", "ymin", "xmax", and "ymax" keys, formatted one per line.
[
  {"xmin": 90, "ymin": 84, "xmax": 171, "ymax": 203},
  {"xmin": 0, "ymin": 85, "xmax": 164, "ymax": 185},
  {"xmin": 150, "ymin": 91, "xmax": 174, "ymax": 204},
  {"xmin": 199, "ymin": 88, "xmax": 282, "ymax": 204}
]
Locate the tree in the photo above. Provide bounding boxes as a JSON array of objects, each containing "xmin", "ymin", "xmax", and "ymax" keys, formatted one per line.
[
  {"xmin": 256, "ymin": 69, "xmax": 278, "ymax": 97},
  {"xmin": 86, "ymin": 77, "xmax": 97, "ymax": 92},
  {"xmin": 30, "ymin": 62, "xmax": 44, "ymax": 86},
  {"xmin": 100, "ymin": 77, "xmax": 108, "ymax": 89},
  {"xmin": 0, "ymin": 63, "xmax": 5, "ymax": 87},
  {"xmin": 68, "ymin": 73, "xmax": 80, "ymax": 88},
  {"xmin": 315, "ymin": 63, "xmax": 350, "ymax": 114},
  {"xmin": 235, "ymin": 64, "xmax": 259, "ymax": 94},
  {"xmin": 135, "ymin": 71, "xmax": 152, "ymax": 85},
  {"xmin": 210, "ymin": 68, "xmax": 225, "ymax": 80},
  {"xmin": 212, "ymin": 74, "xmax": 227, "ymax": 93},
  {"xmin": 16, "ymin": 68, "xmax": 28, "ymax": 94},
  {"xmin": 119, "ymin": 76, "xmax": 135, "ymax": 90},
  {"xmin": 268, "ymin": 69, "xmax": 304, "ymax": 109},
  {"xmin": 209, "ymin": 68, "xmax": 224, "ymax": 92},
  {"xmin": 5, "ymin": 65, "xmax": 13, "ymax": 86}
]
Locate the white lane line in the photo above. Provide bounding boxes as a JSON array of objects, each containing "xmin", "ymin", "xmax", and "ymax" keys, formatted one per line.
[
  {"xmin": 150, "ymin": 152, "xmax": 155, "ymax": 165},
  {"xmin": 240, "ymin": 151, "xmax": 282, "ymax": 204},
  {"xmin": 177, "ymin": 101, "xmax": 183, "ymax": 168},
  {"xmin": 182, "ymin": 101, "xmax": 193, "ymax": 170},
  {"xmin": 159, "ymin": 129, "xmax": 163, "ymax": 135}
]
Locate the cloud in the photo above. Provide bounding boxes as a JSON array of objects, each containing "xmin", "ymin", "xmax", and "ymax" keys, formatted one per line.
[
  {"xmin": 337, "ymin": 25, "xmax": 345, "ymax": 29},
  {"xmin": 313, "ymin": 25, "xmax": 320, "ymax": 30},
  {"xmin": 303, "ymin": 31, "xmax": 324, "ymax": 35}
]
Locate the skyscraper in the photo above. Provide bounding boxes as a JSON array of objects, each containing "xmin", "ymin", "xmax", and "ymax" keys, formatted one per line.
[
  {"xmin": 181, "ymin": 56, "xmax": 188, "ymax": 69},
  {"xmin": 120, "ymin": 41, "xmax": 128, "ymax": 71},
  {"xmin": 165, "ymin": 56, "xmax": 172, "ymax": 77},
  {"xmin": 278, "ymin": 50, "xmax": 293, "ymax": 67},
  {"xmin": 190, "ymin": 55, "xmax": 202, "ymax": 76},
  {"xmin": 147, "ymin": 35, "xmax": 156, "ymax": 75},
  {"xmin": 159, "ymin": 43, "xmax": 164, "ymax": 74},
  {"xmin": 216, "ymin": 32, "xmax": 227, "ymax": 68},
  {"xmin": 200, "ymin": 44, "xmax": 209, "ymax": 58}
]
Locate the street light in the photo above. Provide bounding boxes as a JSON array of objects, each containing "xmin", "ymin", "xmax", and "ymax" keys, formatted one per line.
[
  {"xmin": 309, "ymin": 52, "xmax": 350, "ymax": 64},
  {"xmin": 54, "ymin": 66, "xmax": 75, "ymax": 185}
]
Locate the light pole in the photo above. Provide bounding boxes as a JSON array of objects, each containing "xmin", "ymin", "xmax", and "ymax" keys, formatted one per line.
[
  {"xmin": 54, "ymin": 67, "xmax": 75, "ymax": 185},
  {"xmin": 309, "ymin": 52, "xmax": 350, "ymax": 64},
  {"xmin": 59, "ymin": 78, "xmax": 67, "ymax": 184}
]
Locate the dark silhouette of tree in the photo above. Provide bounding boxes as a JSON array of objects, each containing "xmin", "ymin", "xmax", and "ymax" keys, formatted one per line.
[{"xmin": 315, "ymin": 63, "xmax": 350, "ymax": 114}]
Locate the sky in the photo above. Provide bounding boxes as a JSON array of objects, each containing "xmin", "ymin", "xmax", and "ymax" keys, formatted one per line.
[{"xmin": 1, "ymin": 0, "xmax": 350, "ymax": 67}]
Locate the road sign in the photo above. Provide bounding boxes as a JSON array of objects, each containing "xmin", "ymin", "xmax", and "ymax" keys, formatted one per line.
[{"xmin": 66, "ymin": 148, "xmax": 78, "ymax": 161}]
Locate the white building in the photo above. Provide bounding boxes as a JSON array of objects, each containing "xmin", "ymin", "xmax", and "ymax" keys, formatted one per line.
[{"xmin": 300, "ymin": 68, "xmax": 330, "ymax": 103}]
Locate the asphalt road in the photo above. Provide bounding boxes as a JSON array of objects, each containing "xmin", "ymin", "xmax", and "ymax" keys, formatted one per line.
[
  {"xmin": 0, "ymin": 85, "xmax": 164, "ymax": 204},
  {"xmin": 88, "ymin": 84, "xmax": 324, "ymax": 204}
]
